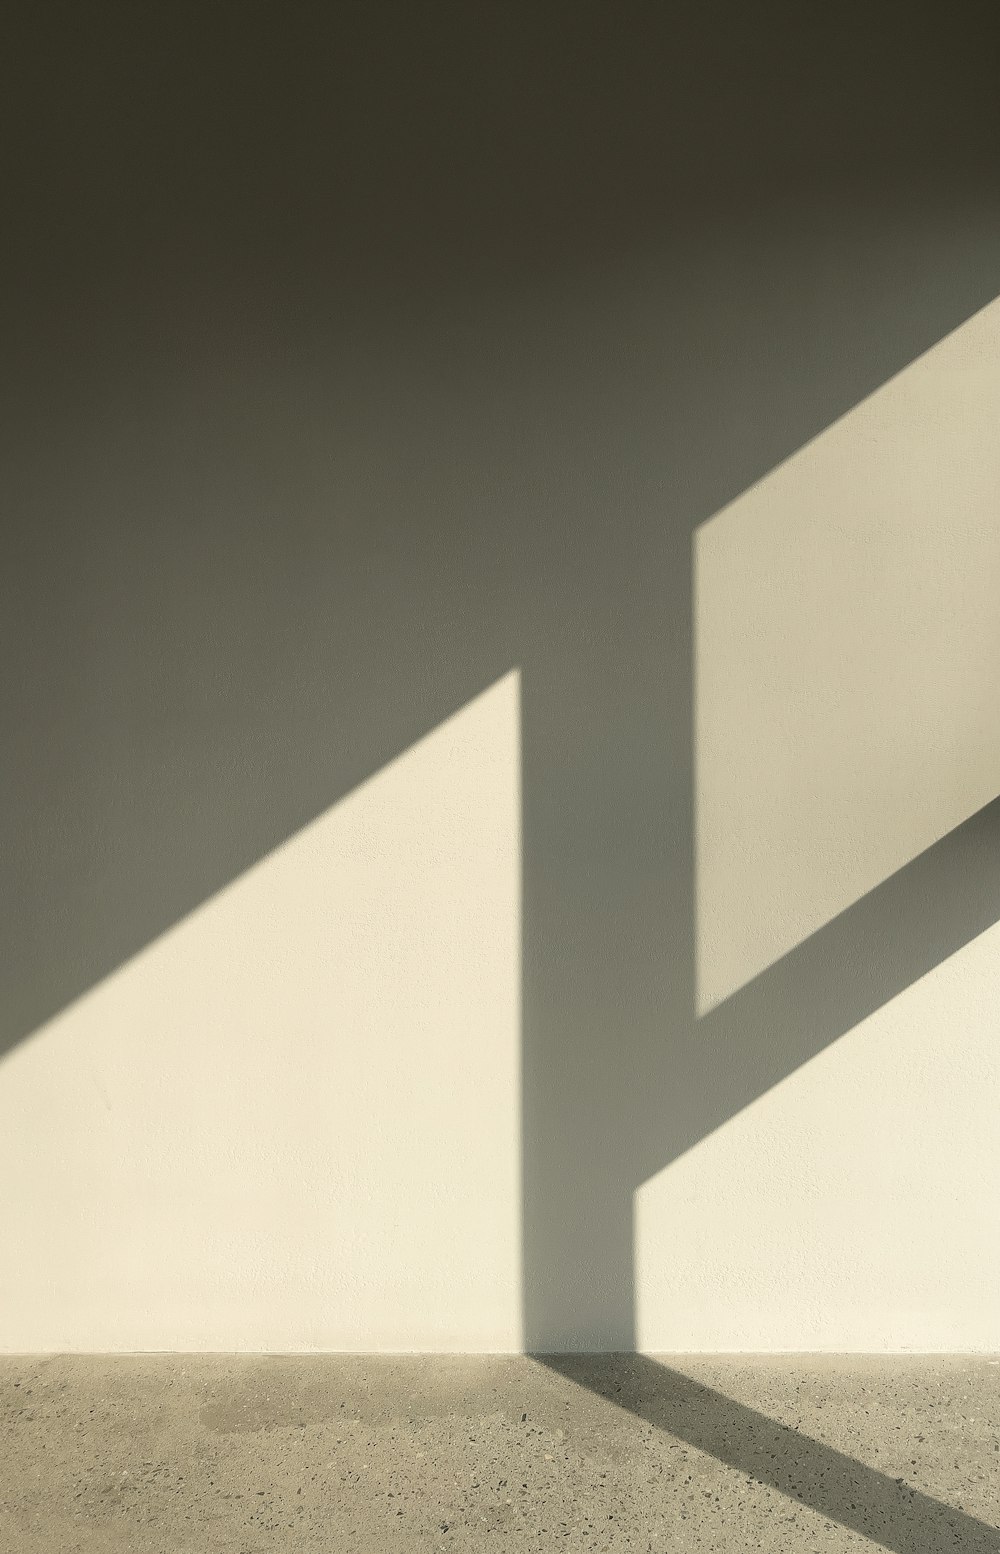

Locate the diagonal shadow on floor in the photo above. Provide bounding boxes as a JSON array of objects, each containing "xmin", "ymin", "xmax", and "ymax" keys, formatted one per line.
[{"xmin": 538, "ymin": 1355, "xmax": 1000, "ymax": 1553}]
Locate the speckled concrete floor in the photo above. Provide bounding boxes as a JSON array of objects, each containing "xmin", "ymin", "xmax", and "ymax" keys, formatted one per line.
[{"xmin": 0, "ymin": 1355, "xmax": 996, "ymax": 1552}]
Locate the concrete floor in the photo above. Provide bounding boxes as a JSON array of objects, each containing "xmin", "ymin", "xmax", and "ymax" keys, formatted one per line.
[{"xmin": 0, "ymin": 1355, "xmax": 996, "ymax": 1552}]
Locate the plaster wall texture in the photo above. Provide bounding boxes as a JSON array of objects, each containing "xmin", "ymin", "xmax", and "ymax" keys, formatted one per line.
[
  {"xmin": 3, "ymin": 5, "xmax": 1000, "ymax": 1353},
  {"xmin": 0, "ymin": 680, "xmax": 522, "ymax": 1351},
  {"xmin": 4, "ymin": 300, "xmax": 1000, "ymax": 1352}
]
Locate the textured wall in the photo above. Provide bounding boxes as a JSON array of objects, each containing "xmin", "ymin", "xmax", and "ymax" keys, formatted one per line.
[
  {"xmin": 2, "ymin": 5, "xmax": 999, "ymax": 1350},
  {"xmin": 0, "ymin": 681, "xmax": 522, "ymax": 1350}
]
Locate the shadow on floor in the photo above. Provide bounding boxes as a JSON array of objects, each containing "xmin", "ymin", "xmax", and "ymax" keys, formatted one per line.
[{"xmin": 537, "ymin": 1355, "xmax": 1000, "ymax": 1554}]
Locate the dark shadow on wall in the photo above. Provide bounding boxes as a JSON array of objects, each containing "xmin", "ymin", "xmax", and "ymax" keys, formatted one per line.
[
  {"xmin": 2, "ymin": 0, "xmax": 1000, "ymax": 1518},
  {"xmin": 539, "ymin": 1356, "xmax": 1000, "ymax": 1553},
  {"xmin": 524, "ymin": 785, "xmax": 1000, "ymax": 1349}
]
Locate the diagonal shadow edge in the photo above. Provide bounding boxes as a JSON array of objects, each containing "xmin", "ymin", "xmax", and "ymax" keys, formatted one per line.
[
  {"xmin": 3, "ymin": 114, "xmax": 993, "ymax": 1361},
  {"xmin": 632, "ymin": 794, "xmax": 1000, "ymax": 1184},
  {"xmin": 534, "ymin": 1355, "xmax": 1000, "ymax": 1554},
  {"xmin": 8, "ymin": 258, "xmax": 1000, "ymax": 1063},
  {"xmin": 0, "ymin": 656, "xmax": 520, "ymax": 1066},
  {"xmin": 521, "ymin": 779, "xmax": 1000, "ymax": 1351},
  {"xmin": 8, "ymin": 259, "xmax": 1000, "ymax": 1070}
]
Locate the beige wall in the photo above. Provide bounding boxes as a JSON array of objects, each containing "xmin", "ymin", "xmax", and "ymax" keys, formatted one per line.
[
  {"xmin": 641, "ymin": 298, "xmax": 1000, "ymax": 1350},
  {"xmin": 5, "ymin": 290, "xmax": 1000, "ymax": 1352},
  {"xmin": 638, "ymin": 917, "xmax": 1000, "ymax": 1352},
  {"xmin": 696, "ymin": 298, "xmax": 1000, "ymax": 1014},
  {"xmin": 0, "ymin": 679, "xmax": 522, "ymax": 1350},
  {"xmin": 3, "ymin": 7, "xmax": 1000, "ymax": 1353}
]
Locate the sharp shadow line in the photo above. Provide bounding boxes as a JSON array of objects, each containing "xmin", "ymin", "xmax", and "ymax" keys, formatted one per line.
[
  {"xmin": 2, "ymin": 0, "xmax": 999, "ymax": 1422},
  {"xmin": 660, "ymin": 794, "xmax": 1000, "ymax": 1177},
  {"xmin": 537, "ymin": 1355, "xmax": 1000, "ymax": 1554}
]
